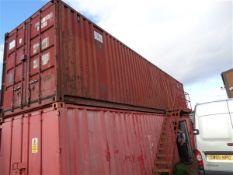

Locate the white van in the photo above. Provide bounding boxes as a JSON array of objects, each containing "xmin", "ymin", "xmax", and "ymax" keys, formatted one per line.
[{"xmin": 194, "ymin": 99, "xmax": 233, "ymax": 175}]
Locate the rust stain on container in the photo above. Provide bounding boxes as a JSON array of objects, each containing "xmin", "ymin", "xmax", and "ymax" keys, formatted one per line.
[
  {"xmin": 0, "ymin": 103, "xmax": 169, "ymax": 175},
  {"xmin": 1, "ymin": 0, "xmax": 188, "ymax": 116}
]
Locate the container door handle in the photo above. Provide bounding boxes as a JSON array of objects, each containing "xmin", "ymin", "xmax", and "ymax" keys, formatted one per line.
[
  {"xmin": 11, "ymin": 162, "xmax": 27, "ymax": 174},
  {"xmin": 29, "ymin": 79, "xmax": 39, "ymax": 86},
  {"xmin": 13, "ymin": 86, "xmax": 21, "ymax": 92},
  {"xmin": 18, "ymin": 162, "xmax": 26, "ymax": 170},
  {"xmin": 227, "ymin": 143, "xmax": 233, "ymax": 146}
]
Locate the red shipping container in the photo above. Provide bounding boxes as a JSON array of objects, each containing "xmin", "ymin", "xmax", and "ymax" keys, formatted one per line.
[
  {"xmin": 1, "ymin": 0, "xmax": 188, "ymax": 116},
  {"xmin": 0, "ymin": 103, "xmax": 180, "ymax": 175}
]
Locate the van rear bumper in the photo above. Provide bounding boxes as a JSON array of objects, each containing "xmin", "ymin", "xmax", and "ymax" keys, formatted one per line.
[{"xmin": 199, "ymin": 169, "xmax": 233, "ymax": 175}]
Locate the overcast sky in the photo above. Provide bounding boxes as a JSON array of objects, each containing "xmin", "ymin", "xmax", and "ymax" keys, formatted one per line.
[{"xmin": 0, "ymin": 0, "xmax": 232, "ymax": 108}]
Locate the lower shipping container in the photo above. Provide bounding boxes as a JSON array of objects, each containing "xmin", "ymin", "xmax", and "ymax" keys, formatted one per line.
[{"xmin": 0, "ymin": 103, "xmax": 175, "ymax": 175}]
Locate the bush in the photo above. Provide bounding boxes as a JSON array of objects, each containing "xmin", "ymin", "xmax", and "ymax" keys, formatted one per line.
[{"xmin": 173, "ymin": 163, "xmax": 190, "ymax": 175}]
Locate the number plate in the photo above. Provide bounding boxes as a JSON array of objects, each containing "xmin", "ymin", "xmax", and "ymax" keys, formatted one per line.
[{"xmin": 207, "ymin": 155, "xmax": 233, "ymax": 161}]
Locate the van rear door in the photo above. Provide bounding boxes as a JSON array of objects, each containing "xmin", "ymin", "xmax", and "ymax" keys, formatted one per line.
[{"xmin": 194, "ymin": 99, "xmax": 233, "ymax": 172}]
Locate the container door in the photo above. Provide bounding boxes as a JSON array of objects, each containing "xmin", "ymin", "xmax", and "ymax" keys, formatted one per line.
[
  {"xmin": 10, "ymin": 116, "xmax": 27, "ymax": 175},
  {"xmin": 28, "ymin": 4, "xmax": 56, "ymax": 105},
  {"xmin": 3, "ymin": 25, "xmax": 27, "ymax": 112},
  {"xmin": 0, "ymin": 109, "xmax": 60, "ymax": 175},
  {"xmin": 0, "ymin": 116, "xmax": 27, "ymax": 175}
]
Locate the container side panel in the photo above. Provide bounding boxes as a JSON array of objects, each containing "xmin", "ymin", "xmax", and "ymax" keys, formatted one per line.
[
  {"xmin": 60, "ymin": 105, "xmax": 164, "ymax": 175},
  {"xmin": 59, "ymin": 2, "xmax": 187, "ymax": 111},
  {"xmin": 0, "ymin": 104, "xmax": 192, "ymax": 175}
]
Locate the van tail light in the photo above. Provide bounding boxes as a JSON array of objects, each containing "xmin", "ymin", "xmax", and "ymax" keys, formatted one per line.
[{"xmin": 196, "ymin": 149, "xmax": 204, "ymax": 167}]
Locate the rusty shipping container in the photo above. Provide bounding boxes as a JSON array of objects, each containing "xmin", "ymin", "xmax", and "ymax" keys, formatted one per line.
[
  {"xmin": 0, "ymin": 103, "xmax": 182, "ymax": 175},
  {"xmin": 222, "ymin": 68, "xmax": 233, "ymax": 98},
  {"xmin": 1, "ymin": 0, "xmax": 188, "ymax": 116}
]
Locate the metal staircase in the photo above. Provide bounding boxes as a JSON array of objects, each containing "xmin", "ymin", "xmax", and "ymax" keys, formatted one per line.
[{"xmin": 153, "ymin": 110, "xmax": 180, "ymax": 175}]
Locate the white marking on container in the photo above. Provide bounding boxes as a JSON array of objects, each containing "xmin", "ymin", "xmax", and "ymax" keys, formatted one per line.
[
  {"xmin": 41, "ymin": 37, "xmax": 49, "ymax": 50},
  {"xmin": 19, "ymin": 38, "xmax": 22, "ymax": 45},
  {"xmin": 41, "ymin": 52, "xmax": 50, "ymax": 65},
  {"xmin": 33, "ymin": 43, "xmax": 40, "ymax": 54},
  {"xmin": 35, "ymin": 22, "xmax": 40, "ymax": 31},
  {"xmin": 41, "ymin": 12, "xmax": 53, "ymax": 29},
  {"xmin": 41, "ymin": 21, "xmax": 48, "ymax": 29},
  {"xmin": 94, "ymin": 31, "xmax": 103, "ymax": 43},
  {"xmin": 33, "ymin": 58, "xmax": 39, "ymax": 69},
  {"xmin": 9, "ymin": 40, "xmax": 16, "ymax": 50}
]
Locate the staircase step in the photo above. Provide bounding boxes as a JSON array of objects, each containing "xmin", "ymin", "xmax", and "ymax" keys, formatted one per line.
[
  {"xmin": 158, "ymin": 147, "xmax": 166, "ymax": 151},
  {"xmin": 162, "ymin": 129, "xmax": 171, "ymax": 133},
  {"xmin": 157, "ymin": 154, "xmax": 167, "ymax": 158},
  {"xmin": 156, "ymin": 161, "xmax": 169, "ymax": 165},
  {"xmin": 161, "ymin": 132, "xmax": 168, "ymax": 136},
  {"xmin": 159, "ymin": 140, "xmax": 169, "ymax": 145},
  {"xmin": 153, "ymin": 112, "xmax": 179, "ymax": 175},
  {"xmin": 160, "ymin": 139, "xmax": 168, "ymax": 142},
  {"xmin": 157, "ymin": 151, "xmax": 166, "ymax": 155},
  {"xmin": 159, "ymin": 140, "xmax": 171, "ymax": 145},
  {"xmin": 154, "ymin": 168, "xmax": 170, "ymax": 173}
]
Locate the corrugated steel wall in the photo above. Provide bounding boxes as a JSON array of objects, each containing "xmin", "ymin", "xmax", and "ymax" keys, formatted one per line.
[
  {"xmin": 58, "ymin": 1, "xmax": 187, "ymax": 110},
  {"xmin": 59, "ymin": 104, "xmax": 164, "ymax": 175},
  {"xmin": 0, "ymin": 104, "xmax": 166, "ymax": 175}
]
